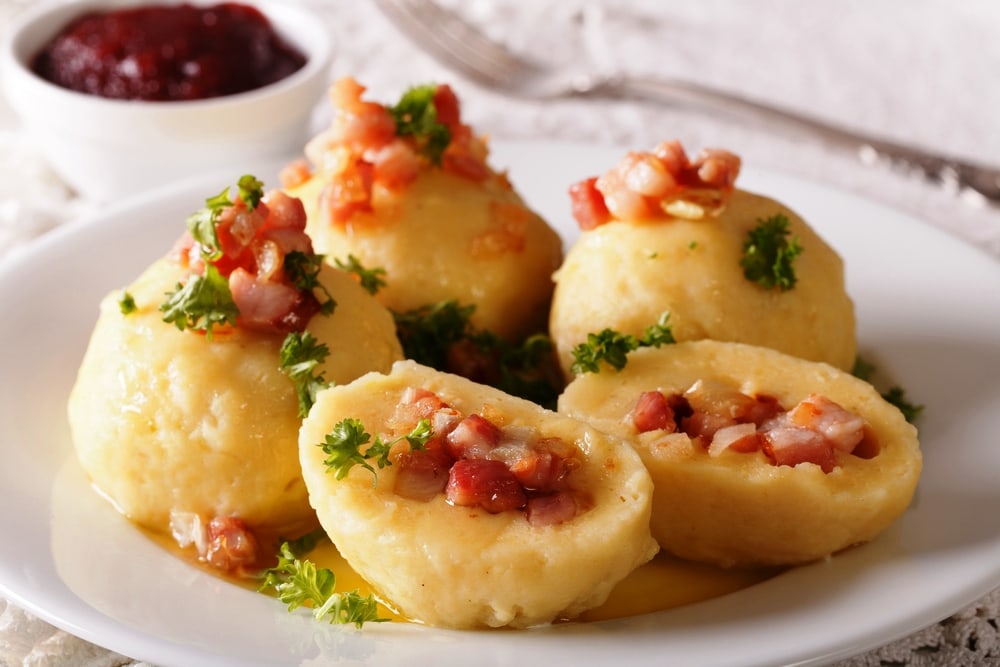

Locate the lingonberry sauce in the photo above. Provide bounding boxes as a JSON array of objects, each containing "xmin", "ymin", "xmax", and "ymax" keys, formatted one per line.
[{"xmin": 31, "ymin": 3, "xmax": 307, "ymax": 101}]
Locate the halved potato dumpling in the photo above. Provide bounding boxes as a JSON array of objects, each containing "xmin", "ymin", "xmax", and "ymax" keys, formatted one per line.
[
  {"xmin": 298, "ymin": 360, "xmax": 658, "ymax": 628},
  {"xmin": 558, "ymin": 341, "xmax": 921, "ymax": 568}
]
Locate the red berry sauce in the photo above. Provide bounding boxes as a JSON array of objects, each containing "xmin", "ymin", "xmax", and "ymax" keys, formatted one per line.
[{"xmin": 30, "ymin": 3, "xmax": 307, "ymax": 101}]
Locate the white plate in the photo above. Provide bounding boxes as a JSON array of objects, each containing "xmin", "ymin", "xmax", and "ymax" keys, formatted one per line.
[{"xmin": 1, "ymin": 141, "xmax": 998, "ymax": 667}]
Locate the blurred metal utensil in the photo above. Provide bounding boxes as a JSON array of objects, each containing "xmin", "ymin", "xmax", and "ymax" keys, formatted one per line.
[{"xmin": 374, "ymin": 0, "xmax": 1000, "ymax": 206}]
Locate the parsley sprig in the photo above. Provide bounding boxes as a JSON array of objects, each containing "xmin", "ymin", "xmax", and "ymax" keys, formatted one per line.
[
  {"xmin": 388, "ymin": 84, "xmax": 451, "ymax": 164},
  {"xmin": 392, "ymin": 300, "xmax": 562, "ymax": 407},
  {"xmin": 318, "ymin": 417, "xmax": 433, "ymax": 484},
  {"xmin": 852, "ymin": 355, "xmax": 924, "ymax": 423},
  {"xmin": 570, "ymin": 312, "xmax": 675, "ymax": 375},
  {"xmin": 285, "ymin": 251, "xmax": 336, "ymax": 316},
  {"xmin": 259, "ymin": 542, "xmax": 387, "ymax": 628},
  {"xmin": 334, "ymin": 254, "xmax": 387, "ymax": 295},
  {"xmin": 279, "ymin": 331, "xmax": 332, "ymax": 417},
  {"xmin": 160, "ymin": 263, "xmax": 239, "ymax": 337},
  {"xmin": 740, "ymin": 213, "xmax": 803, "ymax": 291}
]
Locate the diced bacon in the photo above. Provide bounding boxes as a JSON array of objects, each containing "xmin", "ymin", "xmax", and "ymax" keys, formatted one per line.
[
  {"xmin": 394, "ymin": 443, "xmax": 453, "ymax": 501},
  {"xmin": 446, "ymin": 459, "xmax": 527, "ymax": 513},
  {"xmin": 506, "ymin": 448, "xmax": 570, "ymax": 492},
  {"xmin": 694, "ymin": 148, "xmax": 741, "ymax": 189},
  {"xmin": 442, "ymin": 151, "xmax": 492, "ymax": 181},
  {"xmin": 320, "ymin": 160, "xmax": 376, "ymax": 226},
  {"xmin": 446, "ymin": 413, "xmax": 502, "ymax": 459},
  {"xmin": 526, "ymin": 492, "xmax": 578, "ymax": 527},
  {"xmin": 761, "ymin": 421, "xmax": 838, "ymax": 473},
  {"xmin": 568, "ymin": 177, "xmax": 612, "ymax": 230},
  {"xmin": 432, "ymin": 84, "xmax": 461, "ymax": 129},
  {"xmin": 631, "ymin": 390, "xmax": 675, "ymax": 433},
  {"xmin": 707, "ymin": 422, "xmax": 760, "ymax": 457},
  {"xmin": 229, "ymin": 267, "xmax": 302, "ymax": 331},
  {"xmin": 279, "ymin": 158, "xmax": 312, "ymax": 189},
  {"xmin": 369, "ymin": 139, "xmax": 422, "ymax": 190},
  {"xmin": 595, "ymin": 168, "xmax": 652, "ymax": 220},
  {"xmin": 622, "ymin": 151, "xmax": 677, "ymax": 198},
  {"xmin": 651, "ymin": 139, "xmax": 689, "ymax": 175},
  {"xmin": 787, "ymin": 394, "xmax": 866, "ymax": 454},
  {"xmin": 169, "ymin": 511, "xmax": 261, "ymax": 575},
  {"xmin": 204, "ymin": 516, "xmax": 260, "ymax": 573},
  {"xmin": 259, "ymin": 190, "xmax": 307, "ymax": 231}
]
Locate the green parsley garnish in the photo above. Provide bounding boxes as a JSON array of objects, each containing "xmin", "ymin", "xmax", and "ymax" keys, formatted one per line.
[
  {"xmin": 184, "ymin": 175, "xmax": 265, "ymax": 260},
  {"xmin": 284, "ymin": 251, "xmax": 336, "ymax": 316},
  {"xmin": 740, "ymin": 213, "xmax": 803, "ymax": 291},
  {"xmin": 279, "ymin": 331, "xmax": 331, "ymax": 417},
  {"xmin": 392, "ymin": 299, "xmax": 562, "ymax": 407},
  {"xmin": 388, "ymin": 84, "xmax": 451, "ymax": 164},
  {"xmin": 334, "ymin": 254, "xmax": 387, "ymax": 296},
  {"xmin": 570, "ymin": 312, "xmax": 675, "ymax": 375},
  {"xmin": 160, "ymin": 264, "xmax": 239, "ymax": 337},
  {"xmin": 393, "ymin": 300, "xmax": 478, "ymax": 369},
  {"xmin": 118, "ymin": 290, "xmax": 137, "ymax": 315},
  {"xmin": 852, "ymin": 355, "xmax": 924, "ymax": 424},
  {"xmin": 259, "ymin": 542, "xmax": 387, "ymax": 628},
  {"xmin": 318, "ymin": 417, "xmax": 432, "ymax": 484}
]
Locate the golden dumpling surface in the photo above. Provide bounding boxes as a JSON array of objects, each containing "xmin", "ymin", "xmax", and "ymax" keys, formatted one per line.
[
  {"xmin": 67, "ymin": 259, "xmax": 402, "ymax": 537},
  {"xmin": 550, "ymin": 189, "xmax": 856, "ymax": 377},
  {"xmin": 291, "ymin": 168, "xmax": 562, "ymax": 342},
  {"xmin": 558, "ymin": 341, "xmax": 921, "ymax": 568},
  {"xmin": 299, "ymin": 360, "xmax": 657, "ymax": 628}
]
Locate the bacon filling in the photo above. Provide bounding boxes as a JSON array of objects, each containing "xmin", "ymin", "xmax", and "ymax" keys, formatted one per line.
[
  {"xmin": 389, "ymin": 387, "xmax": 587, "ymax": 526},
  {"xmin": 630, "ymin": 382, "xmax": 878, "ymax": 473}
]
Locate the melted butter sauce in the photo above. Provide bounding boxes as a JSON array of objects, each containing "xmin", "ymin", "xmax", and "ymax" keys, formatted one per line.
[{"xmin": 148, "ymin": 528, "xmax": 778, "ymax": 624}]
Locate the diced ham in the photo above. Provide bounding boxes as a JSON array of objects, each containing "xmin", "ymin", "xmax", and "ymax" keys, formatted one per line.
[
  {"xmin": 787, "ymin": 393, "xmax": 866, "ymax": 454},
  {"xmin": 526, "ymin": 492, "xmax": 578, "ymax": 527},
  {"xmin": 707, "ymin": 422, "xmax": 760, "ymax": 457},
  {"xmin": 393, "ymin": 443, "xmax": 453, "ymax": 501},
  {"xmin": 168, "ymin": 511, "xmax": 261, "ymax": 575},
  {"xmin": 446, "ymin": 459, "xmax": 527, "ymax": 513},
  {"xmin": 761, "ymin": 420, "xmax": 838, "ymax": 473},
  {"xmin": 446, "ymin": 414, "xmax": 502, "ymax": 459},
  {"xmin": 568, "ymin": 177, "xmax": 611, "ymax": 230},
  {"xmin": 631, "ymin": 390, "xmax": 675, "ymax": 433}
]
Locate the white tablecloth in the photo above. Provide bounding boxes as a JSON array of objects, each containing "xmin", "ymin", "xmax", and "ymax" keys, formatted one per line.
[{"xmin": 1, "ymin": 1, "xmax": 999, "ymax": 665}]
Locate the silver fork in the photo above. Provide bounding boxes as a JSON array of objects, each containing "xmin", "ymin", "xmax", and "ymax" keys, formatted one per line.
[{"xmin": 374, "ymin": 0, "xmax": 1000, "ymax": 206}]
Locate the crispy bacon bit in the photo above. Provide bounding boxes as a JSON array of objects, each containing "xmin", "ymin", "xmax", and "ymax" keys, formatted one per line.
[
  {"xmin": 446, "ymin": 459, "xmax": 527, "ymax": 513},
  {"xmin": 568, "ymin": 177, "xmax": 612, "ymax": 230},
  {"xmin": 393, "ymin": 443, "xmax": 453, "ymax": 501},
  {"xmin": 526, "ymin": 492, "xmax": 578, "ymax": 527},
  {"xmin": 631, "ymin": 382, "xmax": 875, "ymax": 473},
  {"xmin": 389, "ymin": 387, "xmax": 586, "ymax": 523},
  {"xmin": 298, "ymin": 77, "xmax": 493, "ymax": 227},
  {"xmin": 169, "ymin": 186, "xmax": 323, "ymax": 335},
  {"xmin": 569, "ymin": 139, "xmax": 742, "ymax": 229},
  {"xmin": 631, "ymin": 390, "xmax": 675, "ymax": 433},
  {"xmin": 279, "ymin": 158, "xmax": 312, "ymax": 189},
  {"xmin": 169, "ymin": 511, "xmax": 261, "ymax": 576}
]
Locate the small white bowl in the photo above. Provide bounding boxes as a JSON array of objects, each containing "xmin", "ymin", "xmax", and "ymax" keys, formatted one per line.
[{"xmin": 0, "ymin": 0, "xmax": 333, "ymax": 201}]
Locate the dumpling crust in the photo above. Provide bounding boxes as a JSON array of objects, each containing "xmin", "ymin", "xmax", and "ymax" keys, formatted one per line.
[
  {"xmin": 292, "ymin": 168, "xmax": 563, "ymax": 342},
  {"xmin": 558, "ymin": 341, "xmax": 922, "ymax": 568},
  {"xmin": 67, "ymin": 259, "xmax": 402, "ymax": 537},
  {"xmin": 298, "ymin": 360, "xmax": 657, "ymax": 628},
  {"xmin": 550, "ymin": 189, "xmax": 856, "ymax": 377}
]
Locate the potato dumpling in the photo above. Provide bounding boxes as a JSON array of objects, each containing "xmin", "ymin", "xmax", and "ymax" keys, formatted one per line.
[
  {"xmin": 298, "ymin": 360, "xmax": 657, "ymax": 628},
  {"xmin": 68, "ymin": 248, "xmax": 402, "ymax": 541},
  {"xmin": 551, "ymin": 142, "xmax": 856, "ymax": 378},
  {"xmin": 558, "ymin": 341, "xmax": 922, "ymax": 568},
  {"xmin": 284, "ymin": 78, "xmax": 563, "ymax": 341}
]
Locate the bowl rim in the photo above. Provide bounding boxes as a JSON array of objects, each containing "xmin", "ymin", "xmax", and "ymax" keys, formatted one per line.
[{"xmin": 1, "ymin": 0, "xmax": 335, "ymax": 112}]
